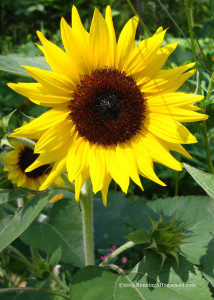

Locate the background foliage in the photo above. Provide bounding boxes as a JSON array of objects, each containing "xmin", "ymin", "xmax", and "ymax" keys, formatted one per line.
[{"xmin": 0, "ymin": 0, "xmax": 214, "ymax": 299}]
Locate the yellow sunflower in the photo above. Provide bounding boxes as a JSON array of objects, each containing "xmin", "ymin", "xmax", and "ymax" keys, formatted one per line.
[
  {"xmin": 3, "ymin": 141, "xmax": 63, "ymax": 190},
  {"xmin": 8, "ymin": 6, "xmax": 207, "ymax": 205}
]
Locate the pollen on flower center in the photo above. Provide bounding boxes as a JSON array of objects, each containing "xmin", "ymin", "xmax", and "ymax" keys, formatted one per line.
[
  {"xmin": 93, "ymin": 91, "xmax": 123, "ymax": 123},
  {"xmin": 19, "ymin": 147, "xmax": 50, "ymax": 178},
  {"xmin": 70, "ymin": 69, "xmax": 145, "ymax": 145}
]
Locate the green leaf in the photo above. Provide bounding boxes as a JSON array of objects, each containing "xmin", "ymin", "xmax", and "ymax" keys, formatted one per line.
[
  {"xmin": 0, "ymin": 190, "xmax": 51, "ymax": 253},
  {"xmin": 93, "ymin": 192, "xmax": 143, "ymax": 248},
  {"xmin": 125, "ymin": 195, "xmax": 214, "ymax": 265},
  {"xmin": 21, "ymin": 197, "xmax": 85, "ymax": 268},
  {"xmin": 49, "ymin": 246, "xmax": 62, "ymax": 267},
  {"xmin": 0, "ymin": 55, "xmax": 50, "ymax": 77},
  {"xmin": 70, "ymin": 253, "xmax": 212, "ymax": 300},
  {"xmin": 124, "ymin": 229, "xmax": 150, "ymax": 244},
  {"xmin": 70, "ymin": 266, "xmax": 118, "ymax": 299},
  {"xmin": 2, "ymin": 110, "xmax": 17, "ymax": 130},
  {"xmin": 0, "ymin": 188, "xmax": 33, "ymax": 205},
  {"xmin": 202, "ymin": 238, "xmax": 214, "ymax": 287},
  {"xmin": 184, "ymin": 163, "xmax": 214, "ymax": 199}
]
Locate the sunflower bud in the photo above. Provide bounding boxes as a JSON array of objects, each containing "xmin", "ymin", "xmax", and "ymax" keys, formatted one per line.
[
  {"xmin": 125, "ymin": 212, "xmax": 191, "ymax": 269},
  {"xmin": 146, "ymin": 213, "xmax": 191, "ymax": 269}
]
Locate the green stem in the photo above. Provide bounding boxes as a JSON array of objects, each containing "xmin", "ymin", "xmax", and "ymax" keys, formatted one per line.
[
  {"xmin": 206, "ymin": 72, "xmax": 214, "ymax": 100},
  {"xmin": 51, "ymin": 272, "xmax": 69, "ymax": 292},
  {"xmin": 157, "ymin": 0, "xmax": 191, "ymax": 47},
  {"xmin": 99, "ymin": 241, "xmax": 135, "ymax": 267},
  {"xmin": 80, "ymin": 179, "xmax": 95, "ymax": 265},
  {"xmin": 0, "ymin": 287, "xmax": 70, "ymax": 299},
  {"xmin": 9, "ymin": 137, "xmax": 36, "ymax": 149},
  {"xmin": 126, "ymin": 0, "xmax": 152, "ymax": 36},
  {"xmin": 7, "ymin": 245, "xmax": 32, "ymax": 268},
  {"xmin": 184, "ymin": 0, "xmax": 197, "ymax": 62},
  {"xmin": 174, "ymin": 154, "xmax": 181, "ymax": 196},
  {"xmin": 202, "ymin": 120, "xmax": 214, "ymax": 174},
  {"xmin": 202, "ymin": 72, "xmax": 214, "ymax": 174}
]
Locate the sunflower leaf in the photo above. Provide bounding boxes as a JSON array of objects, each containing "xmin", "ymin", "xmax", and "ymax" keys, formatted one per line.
[
  {"xmin": 184, "ymin": 163, "xmax": 214, "ymax": 199},
  {"xmin": 69, "ymin": 253, "xmax": 212, "ymax": 300},
  {"xmin": 0, "ymin": 55, "xmax": 50, "ymax": 77},
  {"xmin": 0, "ymin": 190, "xmax": 51, "ymax": 253},
  {"xmin": 21, "ymin": 194, "xmax": 85, "ymax": 268}
]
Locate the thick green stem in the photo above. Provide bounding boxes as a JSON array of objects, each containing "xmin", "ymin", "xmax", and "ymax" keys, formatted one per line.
[
  {"xmin": 202, "ymin": 120, "xmax": 214, "ymax": 174},
  {"xmin": 51, "ymin": 272, "xmax": 69, "ymax": 292},
  {"xmin": 9, "ymin": 137, "xmax": 36, "ymax": 149},
  {"xmin": 80, "ymin": 179, "xmax": 95, "ymax": 265},
  {"xmin": 7, "ymin": 245, "xmax": 32, "ymax": 268},
  {"xmin": 99, "ymin": 241, "xmax": 134, "ymax": 267},
  {"xmin": 157, "ymin": 0, "xmax": 191, "ymax": 47},
  {"xmin": 184, "ymin": 0, "xmax": 197, "ymax": 62},
  {"xmin": 202, "ymin": 72, "xmax": 214, "ymax": 174},
  {"xmin": 0, "ymin": 287, "xmax": 70, "ymax": 299},
  {"xmin": 126, "ymin": 0, "xmax": 152, "ymax": 36}
]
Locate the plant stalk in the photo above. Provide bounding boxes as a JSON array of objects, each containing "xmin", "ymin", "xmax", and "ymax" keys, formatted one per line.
[
  {"xmin": 0, "ymin": 287, "xmax": 70, "ymax": 299},
  {"xmin": 126, "ymin": 0, "xmax": 152, "ymax": 36},
  {"xmin": 9, "ymin": 137, "xmax": 36, "ymax": 149},
  {"xmin": 184, "ymin": 0, "xmax": 197, "ymax": 62},
  {"xmin": 202, "ymin": 120, "xmax": 214, "ymax": 174},
  {"xmin": 80, "ymin": 179, "xmax": 95, "ymax": 265},
  {"xmin": 99, "ymin": 241, "xmax": 134, "ymax": 267}
]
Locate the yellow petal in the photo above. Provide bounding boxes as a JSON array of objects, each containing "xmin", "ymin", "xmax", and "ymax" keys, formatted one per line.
[
  {"xmin": 10, "ymin": 109, "xmax": 70, "ymax": 139},
  {"xmin": 101, "ymin": 173, "xmax": 112, "ymax": 207},
  {"xmin": 135, "ymin": 41, "xmax": 177, "ymax": 84},
  {"xmin": 105, "ymin": 147, "xmax": 129, "ymax": 193},
  {"xmin": 89, "ymin": 8, "xmax": 109, "ymax": 69},
  {"xmin": 105, "ymin": 6, "xmax": 116, "ymax": 67},
  {"xmin": 60, "ymin": 17, "xmax": 92, "ymax": 75},
  {"xmin": 39, "ymin": 158, "xmax": 67, "ymax": 190},
  {"xmin": 75, "ymin": 170, "xmax": 90, "ymax": 201},
  {"xmin": 116, "ymin": 15, "xmax": 139, "ymax": 71},
  {"xmin": 66, "ymin": 135, "xmax": 90, "ymax": 183},
  {"xmin": 146, "ymin": 92, "xmax": 204, "ymax": 107},
  {"xmin": 140, "ymin": 63, "xmax": 195, "ymax": 93},
  {"xmin": 37, "ymin": 31, "xmax": 80, "ymax": 83},
  {"xmin": 71, "ymin": 6, "xmax": 89, "ymax": 43},
  {"xmin": 8, "ymin": 82, "xmax": 71, "ymax": 107},
  {"xmin": 89, "ymin": 145, "xmax": 106, "ymax": 194},
  {"xmin": 22, "ymin": 66, "xmax": 74, "ymax": 94},
  {"xmin": 138, "ymin": 132, "xmax": 183, "ymax": 170},
  {"xmin": 145, "ymin": 113, "xmax": 197, "ymax": 144},
  {"xmin": 123, "ymin": 28, "xmax": 166, "ymax": 75},
  {"xmin": 147, "ymin": 105, "xmax": 208, "ymax": 122}
]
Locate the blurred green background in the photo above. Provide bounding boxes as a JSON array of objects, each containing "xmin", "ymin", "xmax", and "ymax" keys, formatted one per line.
[{"xmin": 0, "ymin": 0, "xmax": 214, "ymax": 198}]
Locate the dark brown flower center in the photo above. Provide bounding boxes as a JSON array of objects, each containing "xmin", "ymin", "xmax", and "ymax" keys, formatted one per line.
[
  {"xmin": 19, "ymin": 147, "xmax": 50, "ymax": 178},
  {"xmin": 70, "ymin": 69, "xmax": 145, "ymax": 145}
]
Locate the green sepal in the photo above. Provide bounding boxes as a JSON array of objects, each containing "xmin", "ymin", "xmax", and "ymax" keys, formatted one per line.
[{"xmin": 124, "ymin": 229, "xmax": 150, "ymax": 244}]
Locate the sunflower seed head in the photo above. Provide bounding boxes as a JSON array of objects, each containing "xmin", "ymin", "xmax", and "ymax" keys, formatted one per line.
[{"xmin": 146, "ymin": 212, "xmax": 191, "ymax": 270}]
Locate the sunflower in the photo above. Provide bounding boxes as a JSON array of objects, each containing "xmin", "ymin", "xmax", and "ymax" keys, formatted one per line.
[
  {"xmin": 3, "ymin": 141, "xmax": 63, "ymax": 190},
  {"xmin": 8, "ymin": 6, "xmax": 207, "ymax": 205}
]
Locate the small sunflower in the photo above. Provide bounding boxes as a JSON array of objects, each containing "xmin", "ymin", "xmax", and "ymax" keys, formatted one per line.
[
  {"xmin": 3, "ymin": 141, "xmax": 63, "ymax": 190},
  {"xmin": 8, "ymin": 6, "xmax": 207, "ymax": 205}
]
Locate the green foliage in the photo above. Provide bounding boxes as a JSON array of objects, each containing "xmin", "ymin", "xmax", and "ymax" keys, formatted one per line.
[
  {"xmin": 20, "ymin": 196, "xmax": 85, "ymax": 267},
  {"xmin": 185, "ymin": 163, "xmax": 214, "ymax": 199},
  {"xmin": 0, "ymin": 55, "xmax": 51, "ymax": 77},
  {"xmin": 0, "ymin": 189, "xmax": 52, "ymax": 253},
  {"xmin": 0, "ymin": 0, "xmax": 214, "ymax": 299},
  {"xmin": 70, "ymin": 254, "xmax": 212, "ymax": 300}
]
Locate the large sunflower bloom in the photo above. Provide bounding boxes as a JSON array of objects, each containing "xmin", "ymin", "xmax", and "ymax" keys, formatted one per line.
[
  {"xmin": 3, "ymin": 141, "xmax": 63, "ymax": 190},
  {"xmin": 8, "ymin": 6, "xmax": 207, "ymax": 205}
]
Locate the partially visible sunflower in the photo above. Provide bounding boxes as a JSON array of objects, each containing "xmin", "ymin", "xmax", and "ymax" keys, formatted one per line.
[
  {"xmin": 3, "ymin": 141, "xmax": 63, "ymax": 190},
  {"xmin": 8, "ymin": 6, "xmax": 207, "ymax": 205}
]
